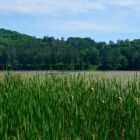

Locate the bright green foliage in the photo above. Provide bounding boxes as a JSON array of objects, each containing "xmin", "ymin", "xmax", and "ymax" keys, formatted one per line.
[{"xmin": 0, "ymin": 73, "xmax": 140, "ymax": 139}]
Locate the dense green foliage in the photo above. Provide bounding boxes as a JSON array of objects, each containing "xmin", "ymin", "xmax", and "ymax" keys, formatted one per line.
[
  {"xmin": 0, "ymin": 28, "xmax": 140, "ymax": 70},
  {"xmin": 0, "ymin": 73, "xmax": 140, "ymax": 139}
]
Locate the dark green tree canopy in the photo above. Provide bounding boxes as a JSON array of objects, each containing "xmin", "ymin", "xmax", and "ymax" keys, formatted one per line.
[{"xmin": 0, "ymin": 28, "xmax": 140, "ymax": 70}]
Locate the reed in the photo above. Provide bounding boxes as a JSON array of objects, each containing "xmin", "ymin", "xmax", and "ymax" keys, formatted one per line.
[{"xmin": 0, "ymin": 73, "xmax": 140, "ymax": 140}]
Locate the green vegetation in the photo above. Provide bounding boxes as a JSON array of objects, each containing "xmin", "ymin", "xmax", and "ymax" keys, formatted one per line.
[
  {"xmin": 0, "ymin": 28, "xmax": 140, "ymax": 70},
  {"xmin": 0, "ymin": 72, "xmax": 140, "ymax": 139}
]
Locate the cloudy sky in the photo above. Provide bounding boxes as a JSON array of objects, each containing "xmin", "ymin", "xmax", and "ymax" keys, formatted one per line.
[{"xmin": 0, "ymin": 0, "xmax": 140, "ymax": 41}]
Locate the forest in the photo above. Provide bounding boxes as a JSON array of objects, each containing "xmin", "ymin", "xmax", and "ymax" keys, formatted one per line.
[{"xmin": 0, "ymin": 28, "xmax": 140, "ymax": 70}]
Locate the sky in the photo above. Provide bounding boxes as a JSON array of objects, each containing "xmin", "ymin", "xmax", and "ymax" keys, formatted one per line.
[{"xmin": 0, "ymin": 0, "xmax": 140, "ymax": 42}]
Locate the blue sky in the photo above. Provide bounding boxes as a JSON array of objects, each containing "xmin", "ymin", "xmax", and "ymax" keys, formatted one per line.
[{"xmin": 0, "ymin": 0, "xmax": 140, "ymax": 42}]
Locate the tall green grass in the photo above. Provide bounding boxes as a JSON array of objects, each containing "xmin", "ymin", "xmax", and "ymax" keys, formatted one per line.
[{"xmin": 0, "ymin": 73, "xmax": 140, "ymax": 140}]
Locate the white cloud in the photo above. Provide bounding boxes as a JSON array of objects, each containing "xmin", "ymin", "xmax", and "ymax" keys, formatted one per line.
[
  {"xmin": 0, "ymin": 0, "xmax": 106, "ymax": 15},
  {"xmin": 39, "ymin": 19, "xmax": 140, "ymax": 34},
  {"xmin": 106, "ymin": 0, "xmax": 140, "ymax": 7},
  {"xmin": 58, "ymin": 21, "xmax": 119, "ymax": 32}
]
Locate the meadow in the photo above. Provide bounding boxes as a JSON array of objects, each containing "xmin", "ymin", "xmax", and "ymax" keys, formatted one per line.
[{"xmin": 0, "ymin": 71, "xmax": 140, "ymax": 140}]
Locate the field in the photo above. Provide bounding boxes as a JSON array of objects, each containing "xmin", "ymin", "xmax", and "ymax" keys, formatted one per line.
[{"xmin": 0, "ymin": 71, "xmax": 140, "ymax": 140}]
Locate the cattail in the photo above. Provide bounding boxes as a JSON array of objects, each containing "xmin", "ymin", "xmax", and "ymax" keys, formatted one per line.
[
  {"xmin": 135, "ymin": 98, "xmax": 140, "ymax": 106},
  {"xmin": 91, "ymin": 87, "xmax": 94, "ymax": 92},
  {"xmin": 118, "ymin": 96, "xmax": 123, "ymax": 103},
  {"xmin": 102, "ymin": 100, "xmax": 105, "ymax": 103}
]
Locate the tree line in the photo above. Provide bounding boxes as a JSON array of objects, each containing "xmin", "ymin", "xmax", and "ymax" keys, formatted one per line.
[{"xmin": 0, "ymin": 28, "xmax": 140, "ymax": 70}]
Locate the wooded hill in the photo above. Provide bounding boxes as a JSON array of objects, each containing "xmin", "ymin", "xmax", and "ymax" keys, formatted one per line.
[{"xmin": 0, "ymin": 28, "xmax": 140, "ymax": 70}]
